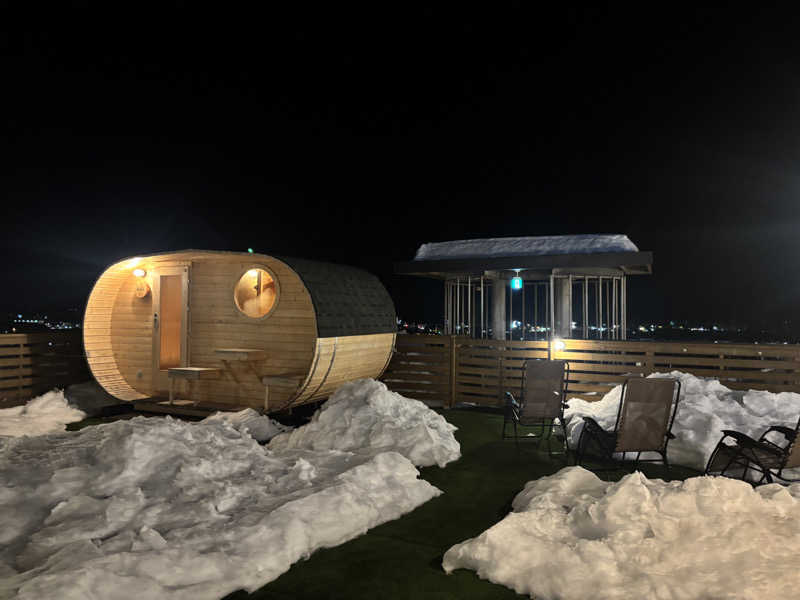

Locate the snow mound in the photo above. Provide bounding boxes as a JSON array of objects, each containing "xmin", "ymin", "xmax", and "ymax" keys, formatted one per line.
[
  {"xmin": 0, "ymin": 390, "xmax": 86, "ymax": 437},
  {"xmin": 565, "ymin": 371, "xmax": 800, "ymax": 470},
  {"xmin": 0, "ymin": 414, "xmax": 441, "ymax": 599},
  {"xmin": 268, "ymin": 379, "xmax": 461, "ymax": 467},
  {"xmin": 202, "ymin": 408, "xmax": 292, "ymax": 442},
  {"xmin": 414, "ymin": 234, "xmax": 638, "ymax": 261},
  {"xmin": 443, "ymin": 466, "xmax": 800, "ymax": 599}
]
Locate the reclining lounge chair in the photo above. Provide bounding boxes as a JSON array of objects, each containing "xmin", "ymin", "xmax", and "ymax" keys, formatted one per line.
[
  {"xmin": 576, "ymin": 377, "xmax": 682, "ymax": 469},
  {"xmin": 502, "ymin": 359, "xmax": 570, "ymax": 457},
  {"xmin": 704, "ymin": 419, "xmax": 800, "ymax": 485}
]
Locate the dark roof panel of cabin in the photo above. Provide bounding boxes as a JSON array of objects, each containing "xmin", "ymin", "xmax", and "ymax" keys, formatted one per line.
[{"xmin": 277, "ymin": 256, "xmax": 396, "ymax": 337}]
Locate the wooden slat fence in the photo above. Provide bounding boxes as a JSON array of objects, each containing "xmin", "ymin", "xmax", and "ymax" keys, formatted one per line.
[
  {"xmin": 556, "ymin": 339, "xmax": 800, "ymax": 401},
  {"xmin": 382, "ymin": 334, "xmax": 800, "ymax": 407},
  {"xmin": 381, "ymin": 334, "xmax": 455, "ymax": 406},
  {"xmin": 0, "ymin": 331, "xmax": 89, "ymax": 408},
  {"xmin": 456, "ymin": 338, "xmax": 548, "ymax": 406}
]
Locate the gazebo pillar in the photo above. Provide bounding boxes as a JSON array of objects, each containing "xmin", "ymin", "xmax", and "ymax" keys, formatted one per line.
[
  {"xmin": 491, "ymin": 279, "xmax": 506, "ymax": 340},
  {"xmin": 553, "ymin": 277, "xmax": 571, "ymax": 338}
]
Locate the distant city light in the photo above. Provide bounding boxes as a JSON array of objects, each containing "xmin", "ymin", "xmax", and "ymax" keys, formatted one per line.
[{"xmin": 247, "ymin": 248, "xmax": 254, "ymax": 253}]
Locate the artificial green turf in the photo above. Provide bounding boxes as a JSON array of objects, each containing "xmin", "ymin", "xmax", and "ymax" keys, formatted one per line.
[{"xmin": 224, "ymin": 409, "xmax": 699, "ymax": 600}]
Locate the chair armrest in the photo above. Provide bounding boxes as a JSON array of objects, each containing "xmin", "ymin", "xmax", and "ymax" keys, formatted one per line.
[
  {"xmin": 666, "ymin": 432, "xmax": 675, "ymax": 439},
  {"xmin": 721, "ymin": 430, "xmax": 784, "ymax": 456},
  {"xmin": 562, "ymin": 403, "xmax": 569, "ymax": 410},
  {"xmin": 505, "ymin": 392, "xmax": 519, "ymax": 408},
  {"xmin": 759, "ymin": 426, "xmax": 796, "ymax": 443},
  {"xmin": 720, "ymin": 430, "xmax": 759, "ymax": 446}
]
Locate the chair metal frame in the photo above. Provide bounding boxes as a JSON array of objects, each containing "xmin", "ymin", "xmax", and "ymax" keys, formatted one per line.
[
  {"xmin": 704, "ymin": 420, "xmax": 800, "ymax": 485},
  {"xmin": 502, "ymin": 359, "xmax": 570, "ymax": 458},
  {"xmin": 576, "ymin": 377, "xmax": 682, "ymax": 469}
]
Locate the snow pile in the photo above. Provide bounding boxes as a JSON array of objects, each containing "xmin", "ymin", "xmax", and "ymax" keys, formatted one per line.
[
  {"xmin": 202, "ymin": 408, "xmax": 292, "ymax": 442},
  {"xmin": 565, "ymin": 371, "xmax": 800, "ymax": 470},
  {"xmin": 0, "ymin": 390, "xmax": 85, "ymax": 437},
  {"xmin": 414, "ymin": 234, "xmax": 638, "ymax": 261},
  {"xmin": 0, "ymin": 410, "xmax": 443, "ymax": 599},
  {"xmin": 443, "ymin": 466, "xmax": 800, "ymax": 599},
  {"xmin": 268, "ymin": 379, "xmax": 461, "ymax": 467}
]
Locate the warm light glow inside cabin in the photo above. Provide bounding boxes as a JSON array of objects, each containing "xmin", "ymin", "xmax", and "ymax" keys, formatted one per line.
[
  {"xmin": 234, "ymin": 268, "xmax": 277, "ymax": 318},
  {"xmin": 159, "ymin": 275, "xmax": 183, "ymax": 369}
]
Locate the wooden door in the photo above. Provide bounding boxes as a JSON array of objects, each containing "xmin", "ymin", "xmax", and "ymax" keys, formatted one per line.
[{"xmin": 151, "ymin": 266, "xmax": 189, "ymax": 393}]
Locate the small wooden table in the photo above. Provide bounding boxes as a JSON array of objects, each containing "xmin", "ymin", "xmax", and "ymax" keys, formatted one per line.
[
  {"xmin": 213, "ymin": 348, "xmax": 303, "ymax": 411},
  {"xmin": 261, "ymin": 375, "xmax": 304, "ymax": 411},
  {"xmin": 214, "ymin": 348, "xmax": 267, "ymax": 361},
  {"xmin": 168, "ymin": 367, "xmax": 221, "ymax": 405}
]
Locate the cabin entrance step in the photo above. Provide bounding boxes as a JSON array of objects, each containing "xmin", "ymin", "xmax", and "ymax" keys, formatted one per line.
[
  {"xmin": 133, "ymin": 398, "xmax": 238, "ymax": 418},
  {"xmin": 167, "ymin": 367, "xmax": 222, "ymax": 405}
]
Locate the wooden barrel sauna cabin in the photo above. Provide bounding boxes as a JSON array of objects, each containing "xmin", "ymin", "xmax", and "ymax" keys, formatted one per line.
[{"xmin": 83, "ymin": 250, "xmax": 396, "ymax": 414}]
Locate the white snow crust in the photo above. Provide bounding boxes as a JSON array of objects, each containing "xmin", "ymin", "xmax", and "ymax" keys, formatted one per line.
[
  {"xmin": 443, "ymin": 466, "xmax": 800, "ymax": 599},
  {"xmin": 414, "ymin": 234, "xmax": 638, "ymax": 261},
  {"xmin": 202, "ymin": 408, "xmax": 292, "ymax": 442},
  {"xmin": 0, "ymin": 390, "xmax": 86, "ymax": 437},
  {"xmin": 268, "ymin": 379, "xmax": 461, "ymax": 467},
  {"xmin": 564, "ymin": 371, "xmax": 800, "ymax": 470},
  {"xmin": 0, "ymin": 380, "xmax": 457, "ymax": 599}
]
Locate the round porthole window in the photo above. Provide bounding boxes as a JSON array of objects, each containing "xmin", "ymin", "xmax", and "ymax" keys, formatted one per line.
[{"xmin": 234, "ymin": 268, "xmax": 277, "ymax": 318}]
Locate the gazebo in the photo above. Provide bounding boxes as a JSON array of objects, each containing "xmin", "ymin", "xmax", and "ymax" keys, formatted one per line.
[{"xmin": 395, "ymin": 234, "xmax": 652, "ymax": 341}]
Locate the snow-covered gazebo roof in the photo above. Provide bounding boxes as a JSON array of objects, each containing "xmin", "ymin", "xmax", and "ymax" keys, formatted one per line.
[{"xmin": 396, "ymin": 234, "xmax": 652, "ymax": 280}]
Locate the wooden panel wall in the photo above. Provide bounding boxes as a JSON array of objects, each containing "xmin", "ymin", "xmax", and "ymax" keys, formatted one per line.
[
  {"xmin": 0, "ymin": 331, "xmax": 89, "ymax": 407},
  {"xmin": 381, "ymin": 335, "xmax": 800, "ymax": 407},
  {"xmin": 84, "ymin": 266, "xmax": 148, "ymax": 401},
  {"xmin": 109, "ymin": 270, "xmax": 156, "ymax": 396},
  {"xmin": 185, "ymin": 255, "xmax": 317, "ymax": 409}
]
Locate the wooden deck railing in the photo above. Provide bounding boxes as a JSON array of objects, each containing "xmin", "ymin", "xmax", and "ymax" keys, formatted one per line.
[
  {"xmin": 382, "ymin": 334, "xmax": 800, "ymax": 407},
  {"xmin": 0, "ymin": 331, "xmax": 89, "ymax": 407}
]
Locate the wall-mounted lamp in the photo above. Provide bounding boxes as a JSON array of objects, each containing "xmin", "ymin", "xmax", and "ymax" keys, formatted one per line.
[
  {"xmin": 133, "ymin": 268, "xmax": 150, "ymax": 298},
  {"xmin": 510, "ymin": 276, "xmax": 523, "ymax": 290}
]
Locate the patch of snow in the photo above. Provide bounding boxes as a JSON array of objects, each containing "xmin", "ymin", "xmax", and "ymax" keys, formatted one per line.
[
  {"xmin": 0, "ymin": 390, "xmax": 86, "ymax": 437},
  {"xmin": 565, "ymin": 371, "xmax": 800, "ymax": 471},
  {"xmin": 414, "ymin": 234, "xmax": 638, "ymax": 261},
  {"xmin": 268, "ymin": 379, "xmax": 461, "ymax": 467},
  {"xmin": 443, "ymin": 466, "xmax": 800, "ymax": 599},
  {"xmin": 202, "ymin": 408, "xmax": 292, "ymax": 442},
  {"xmin": 0, "ymin": 382, "xmax": 453, "ymax": 599}
]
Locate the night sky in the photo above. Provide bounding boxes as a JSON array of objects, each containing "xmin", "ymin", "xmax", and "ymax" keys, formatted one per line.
[{"xmin": 3, "ymin": 6, "xmax": 800, "ymax": 330}]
